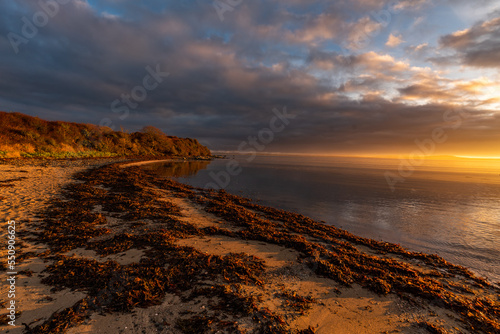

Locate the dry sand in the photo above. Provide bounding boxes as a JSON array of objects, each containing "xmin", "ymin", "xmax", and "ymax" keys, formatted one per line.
[
  {"xmin": 0, "ymin": 160, "xmax": 492, "ymax": 334},
  {"xmin": 0, "ymin": 160, "xmax": 117, "ymax": 334}
]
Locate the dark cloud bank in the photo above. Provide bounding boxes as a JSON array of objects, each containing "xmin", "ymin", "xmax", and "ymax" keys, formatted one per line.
[{"xmin": 1, "ymin": 0, "xmax": 499, "ymax": 155}]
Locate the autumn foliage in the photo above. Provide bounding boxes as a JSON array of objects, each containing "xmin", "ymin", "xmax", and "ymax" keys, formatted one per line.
[{"xmin": 0, "ymin": 111, "xmax": 210, "ymax": 157}]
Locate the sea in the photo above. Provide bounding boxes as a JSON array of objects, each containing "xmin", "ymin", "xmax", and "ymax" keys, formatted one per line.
[{"xmin": 143, "ymin": 154, "xmax": 500, "ymax": 283}]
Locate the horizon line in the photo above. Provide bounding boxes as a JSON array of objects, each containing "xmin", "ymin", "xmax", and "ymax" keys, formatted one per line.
[{"xmin": 211, "ymin": 151, "xmax": 500, "ymax": 160}]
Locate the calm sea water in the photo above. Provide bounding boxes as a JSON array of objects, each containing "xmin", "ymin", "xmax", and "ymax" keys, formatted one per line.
[{"xmin": 143, "ymin": 155, "xmax": 500, "ymax": 283}]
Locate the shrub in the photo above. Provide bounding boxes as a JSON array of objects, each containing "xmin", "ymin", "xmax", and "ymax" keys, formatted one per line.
[{"xmin": 0, "ymin": 111, "xmax": 211, "ymax": 158}]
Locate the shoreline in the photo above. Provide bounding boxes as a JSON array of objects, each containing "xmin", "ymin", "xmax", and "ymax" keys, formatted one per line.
[
  {"xmin": 1, "ymin": 159, "xmax": 499, "ymax": 333},
  {"xmin": 142, "ymin": 157, "xmax": 500, "ymax": 284}
]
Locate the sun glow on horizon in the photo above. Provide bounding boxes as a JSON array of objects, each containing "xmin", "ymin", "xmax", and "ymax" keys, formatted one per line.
[
  {"xmin": 213, "ymin": 151, "xmax": 500, "ymax": 161},
  {"xmin": 456, "ymin": 155, "xmax": 500, "ymax": 160}
]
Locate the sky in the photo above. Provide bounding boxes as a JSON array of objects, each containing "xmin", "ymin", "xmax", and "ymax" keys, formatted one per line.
[{"xmin": 1, "ymin": 0, "xmax": 500, "ymax": 156}]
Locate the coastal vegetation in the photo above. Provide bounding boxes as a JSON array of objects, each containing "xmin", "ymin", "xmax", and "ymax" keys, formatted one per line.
[{"xmin": 0, "ymin": 111, "xmax": 210, "ymax": 158}]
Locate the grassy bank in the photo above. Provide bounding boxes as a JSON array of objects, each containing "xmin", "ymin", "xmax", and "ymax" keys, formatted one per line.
[{"xmin": 0, "ymin": 111, "xmax": 210, "ymax": 158}]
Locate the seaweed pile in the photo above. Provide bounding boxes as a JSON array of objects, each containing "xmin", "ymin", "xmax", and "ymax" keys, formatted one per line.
[
  {"xmin": 0, "ymin": 176, "xmax": 27, "ymax": 187},
  {"xmin": 23, "ymin": 164, "xmax": 317, "ymax": 333},
  {"xmin": 20, "ymin": 162, "xmax": 500, "ymax": 333},
  {"xmin": 190, "ymin": 190, "xmax": 500, "ymax": 334}
]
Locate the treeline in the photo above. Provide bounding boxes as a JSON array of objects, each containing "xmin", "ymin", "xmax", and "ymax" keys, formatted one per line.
[{"xmin": 0, "ymin": 111, "xmax": 211, "ymax": 158}]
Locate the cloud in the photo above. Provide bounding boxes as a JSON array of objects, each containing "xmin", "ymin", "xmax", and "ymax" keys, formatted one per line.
[
  {"xmin": 439, "ymin": 16, "xmax": 500, "ymax": 68},
  {"xmin": 0, "ymin": 0, "xmax": 498, "ymax": 155},
  {"xmin": 392, "ymin": 0, "xmax": 430, "ymax": 11},
  {"xmin": 386, "ymin": 33, "xmax": 404, "ymax": 47},
  {"xmin": 405, "ymin": 43, "xmax": 434, "ymax": 60},
  {"xmin": 345, "ymin": 16, "xmax": 383, "ymax": 50}
]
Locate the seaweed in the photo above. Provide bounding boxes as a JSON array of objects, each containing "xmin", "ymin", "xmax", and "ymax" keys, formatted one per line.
[
  {"xmin": 277, "ymin": 289, "xmax": 316, "ymax": 315},
  {"xmin": 23, "ymin": 162, "xmax": 500, "ymax": 334},
  {"xmin": 417, "ymin": 321, "xmax": 450, "ymax": 334}
]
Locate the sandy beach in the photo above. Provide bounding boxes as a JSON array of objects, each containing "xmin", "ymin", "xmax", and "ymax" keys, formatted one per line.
[
  {"xmin": 0, "ymin": 159, "xmax": 123, "ymax": 334},
  {"xmin": 1, "ymin": 159, "xmax": 499, "ymax": 334}
]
